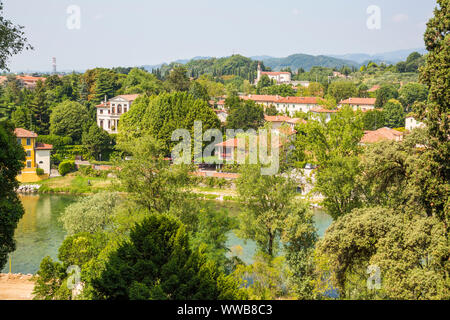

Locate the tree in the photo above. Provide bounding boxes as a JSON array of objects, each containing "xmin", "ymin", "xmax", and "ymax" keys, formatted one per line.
[
  {"xmin": 398, "ymin": 83, "xmax": 428, "ymax": 111},
  {"xmin": 50, "ymin": 101, "xmax": 90, "ymax": 143},
  {"xmin": 315, "ymin": 207, "xmax": 449, "ymax": 299},
  {"xmin": 375, "ymin": 84, "xmax": 398, "ymax": 108},
  {"xmin": 327, "ymin": 81, "xmax": 357, "ymax": 103},
  {"xmin": 93, "ymin": 69, "xmax": 119, "ymax": 103},
  {"xmin": 226, "ymin": 97, "xmax": 264, "ymax": 131},
  {"xmin": 256, "ymin": 74, "xmax": 272, "ymax": 93},
  {"xmin": 0, "ymin": 2, "xmax": 32, "ymax": 70},
  {"xmin": 29, "ymin": 80, "xmax": 50, "ymax": 134},
  {"xmin": 294, "ymin": 107, "xmax": 364, "ymax": 218},
  {"xmin": 166, "ymin": 65, "xmax": 190, "ymax": 92},
  {"xmin": 117, "ymin": 134, "xmax": 194, "ymax": 216},
  {"xmin": 361, "ymin": 109, "xmax": 385, "ymax": 130},
  {"xmin": 91, "ymin": 214, "xmax": 245, "ymax": 300},
  {"xmin": 122, "ymin": 68, "xmax": 164, "ymax": 95},
  {"xmin": 236, "ymin": 164, "xmax": 315, "ymax": 257},
  {"xmin": 357, "ymin": 83, "xmax": 369, "ymax": 98},
  {"xmin": 82, "ymin": 123, "xmax": 111, "ymax": 160},
  {"xmin": 383, "ymin": 99, "xmax": 405, "ymax": 128},
  {"xmin": 188, "ymin": 81, "xmax": 209, "ymax": 101},
  {"xmin": 0, "ymin": 121, "xmax": 25, "ymax": 269},
  {"xmin": 118, "ymin": 92, "xmax": 220, "ymax": 155},
  {"xmin": 60, "ymin": 192, "xmax": 121, "ymax": 235}
]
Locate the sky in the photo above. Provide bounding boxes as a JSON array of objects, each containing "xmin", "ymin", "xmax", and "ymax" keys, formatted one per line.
[{"xmin": 3, "ymin": 0, "xmax": 437, "ymax": 72}]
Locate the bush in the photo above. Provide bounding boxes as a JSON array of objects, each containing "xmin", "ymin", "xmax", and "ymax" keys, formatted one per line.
[
  {"xmin": 58, "ymin": 160, "xmax": 76, "ymax": 176},
  {"xmin": 36, "ymin": 168, "xmax": 45, "ymax": 176},
  {"xmin": 37, "ymin": 135, "xmax": 73, "ymax": 147}
]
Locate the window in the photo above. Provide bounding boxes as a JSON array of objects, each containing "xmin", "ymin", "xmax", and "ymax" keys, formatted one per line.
[
  {"xmin": 26, "ymin": 138, "xmax": 31, "ymax": 145},
  {"xmin": 26, "ymin": 161, "xmax": 31, "ymax": 168},
  {"xmin": 112, "ymin": 107, "xmax": 115, "ymax": 114},
  {"xmin": 39, "ymin": 161, "xmax": 43, "ymax": 164},
  {"xmin": 108, "ymin": 120, "xmax": 111, "ymax": 129},
  {"xmin": 26, "ymin": 150, "xmax": 31, "ymax": 157},
  {"xmin": 100, "ymin": 120, "xmax": 104, "ymax": 128},
  {"xmin": 100, "ymin": 109, "xmax": 103, "ymax": 114},
  {"xmin": 124, "ymin": 107, "xmax": 127, "ymax": 113},
  {"xmin": 17, "ymin": 138, "xmax": 21, "ymax": 145},
  {"xmin": 118, "ymin": 105, "xmax": 122, "ymax": 114}
]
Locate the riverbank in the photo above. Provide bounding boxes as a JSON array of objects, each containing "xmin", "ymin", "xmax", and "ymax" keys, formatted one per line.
[{"xmin": 0, "ymin": 274, "xmax": 34, "ymax": 300}]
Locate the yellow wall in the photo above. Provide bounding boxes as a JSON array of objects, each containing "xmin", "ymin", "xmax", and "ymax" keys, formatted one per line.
[{"xmin": 16, "ymin": 136, "xmax": 39, "ymax": 182}]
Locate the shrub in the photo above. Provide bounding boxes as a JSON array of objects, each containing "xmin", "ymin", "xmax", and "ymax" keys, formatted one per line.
[
  {"xmin": 37, "ymin": 135, "xmax": 73, "ymax": 147},
  {"xmin": 58, "ymin": 160, "xmax": 76, "ymax": 176},
  {"xmin": 36, "ymin": 168, "xmax": 45, "ymax": 176}
]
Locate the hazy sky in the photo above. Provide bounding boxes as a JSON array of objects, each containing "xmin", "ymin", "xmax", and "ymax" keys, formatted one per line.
[{"xmin": 4, "ymin": 0, "xmax": 437, "ymax": 72}]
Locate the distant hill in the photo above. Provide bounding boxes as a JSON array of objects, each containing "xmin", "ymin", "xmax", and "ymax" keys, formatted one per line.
[
  {"xmin": 330, "ymin": 48, "xmax": 427, "ymax": 65},
  {"xmin": 254, "ymin": 54, "xmax": 360, "ymax": 71}
]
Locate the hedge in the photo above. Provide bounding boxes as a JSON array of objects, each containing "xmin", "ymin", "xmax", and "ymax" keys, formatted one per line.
[{"xmin": 58, "ymin": 160, "xmax": 76, "ymax": 176}]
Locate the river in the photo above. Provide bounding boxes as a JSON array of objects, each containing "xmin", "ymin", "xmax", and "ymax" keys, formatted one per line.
[{"xmin": 2, "ymin": 194, "xmax": 333, "ymax": 274}]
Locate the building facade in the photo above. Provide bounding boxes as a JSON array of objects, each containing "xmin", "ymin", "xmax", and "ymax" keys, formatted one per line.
[
  {"xmin": 241, "ymin": 94, "xmax": 319, "ymax": 116},
  {"xmin": 14, "ymin": 128, "xmax": 53, "ymax": 182},
  {"xmin": 255, "ymin": 63, "xmax": 291, "ymax": 84},
  {"xmin": 338, "ymin": 97, "xmax": 376, "ymax": 111},
  {"xmin": 96, "ymin": 94, "xmax": 140, "ymax": 133},
  {"xmin": 405, "ymin": 116, "xmax": 425, "ymax": 131}
]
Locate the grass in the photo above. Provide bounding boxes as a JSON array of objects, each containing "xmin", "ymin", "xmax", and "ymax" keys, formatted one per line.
[{"xmin": 37, "ymin": 173, "xmax": 115, "ymax": 194}]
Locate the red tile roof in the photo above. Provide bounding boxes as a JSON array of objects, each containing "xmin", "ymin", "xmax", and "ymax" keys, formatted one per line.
[
  {"xmin": 264, "ymin": 115, "xmax": 292, "ymax": 122},
  {"xmin": 361, "ymin": 127, "xmax": 404, "ymax": 144},
  {"xmin": 339, "ymin": 97, "xmax": 376, "ymax": 105},
  {"xmin": 242, "ymin": 94, "xmax": 318, "ymax": 105},
  {"xmin": 35, "ymin": 142, "xmax": 53, "ymax": 150},
  {"xmin": 261, "ymin": 71, "xmax": 291, "ymax": 76},
  {"xmin": 14, "ymin": 128, "xmax": 38, "ymax": 138},
  {"xmin": 368, "ymin": 85, "xmax": 380, "ymax": 92},
  {"xmin": 116, "ymin": 94, "xmax": 140, "ymax": 101}
]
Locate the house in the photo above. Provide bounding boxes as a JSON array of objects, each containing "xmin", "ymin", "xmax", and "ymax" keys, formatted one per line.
[
  {"xmin": 0, "ymin": 75, "xmax": 46, "ymax": 88},
  {"xmin": 360, "ymin": 127, "xmax": 404, "ymax": 144},
  {"xmin": 368, "ymin": 85, "xmax": 380, "ymax": 93},
  {"xmin": 255, "ymin": 62, "xmax": 291, "ymax": 85},
  {"xmin": 96, "ymin": 94, "xmax": 140, "ymax": 133},
  {"xmin": 405, "ymin": 115, "xmax": 425, "ymax": 131},
  {"xmin": 310, "ymin": 107, "xmax": 339, "ymax": 123},
  {"xmin": 14, "ymin": 128, "xmax": 53, "ymax": 182},
  {"xmin": 264, "ymin": 115, "xmax": 305, "ymax": 130},
  {"xmin": 214, "ymin": 109, "xmax": 228, "ymax": 123},
  {"xmin": 338, "ymin": 97, "xmax": 376, "ymax": 111},
  {"xmin": 215, "ymin": 128, "xmax": 296, "ymax": 162},
  {"xmin": 241, "ymin": 94, "xmax": 319, "ymax": 116}
]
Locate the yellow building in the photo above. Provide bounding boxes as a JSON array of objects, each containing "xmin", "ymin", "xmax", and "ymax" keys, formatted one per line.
[{"xmin": 15, "ymin": 128, "xmax": 53, "ymax": 183}]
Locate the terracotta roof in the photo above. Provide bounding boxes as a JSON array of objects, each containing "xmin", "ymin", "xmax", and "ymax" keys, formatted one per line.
[
  {"xmin": 264, "ymin": 115, "xmax": 292, "ymax": 122},
  {"xmin": 96, "ymin": 101, "xmax": 110, "ymax": 108},
  {"xmin": 215, "ymin": 138, "xmax": 239, "ymax": 147},
  {"xmin": 361, "ymin": 127, "xmax": 404, "ymax": 144},
  {"xmin": 213, "ymin": 109, "xmax": 227, "ymax": 114},
  {"xmin": 14, "ymin": 128, "xmax": 38, "ymax": 138},
  {"xmin": 116, "ymin": 94, "xmax": 140, "ymax": 101},
  {"xmin": 242, "ymin": 95, "xmax": 318, "ymax": 105},
  {"xmin": 261, "ymin": 71, "xmax": 291, "ymax": 76},
  {"xmin": 368, "ymin": 85, "xmax": 380, "ymax": 92},
  {"xmin": 339, "ymin": 97, "xmax": 376, "ymax": 105},
  {"xmin": 35, "ymin": 142, "xmax": 53, "ymax": 150}
]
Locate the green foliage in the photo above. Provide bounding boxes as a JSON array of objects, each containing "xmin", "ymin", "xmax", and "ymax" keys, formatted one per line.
[
  {"xmin": 375, "ymin": 84, "xmax": 398, "ymax": 108},
  {"xmin": 122, "ymin": 68, "xmax": 164, "ymax": 95},
  {"xmin": 91, "ymin": 214, "xmax": 245, "ymax": 300},
  {"xmin": 60, "ymin": 192, "xmax": 121, "ymax": 235},
  {"xmin": 398, "ymin": 82, "xmax": 428, "ymax": 110},
  {"xmin": 361, "ymin": 109, "xmax": 385, "ymax": 130},
  {"xmin": 166, "ymin": 65, "xmax": 190, "ymax": 92},
  {"xmin": 82, "ymin": 123, "xmax": 111, "ymax": 160},
  {"xmin": 225, "ymin": 96, "xmax": 265, "ymax": 131},
  {"xmin": 0, "ymin": 120, "xmax": 25, "ymax": 269},
  {"xmin": 294, "ymin": 107, "xmax": 364, "ymax": 218},
  {"xmin": 327, "ymin": 81, "xmax": 357, "ymax": 103},
  {"xmin": 382, "ymin": 99, "xmax": 405, "ymax": 128},
  {"xmin": 58, "ymin": 160, "xmax": 76, "ymax": 176},
  {"xmin": 259, "ymin": 84, "xmax": 296, "ymax": 97},
  {"xmin": 118, "ymin": 92, "xmax": 220, "ymax": 155},
  {"xmin": 37, "ymin": 134, "xmax": 73, "ymax": 147},
  {"xmin": 50, "ymin": 101, "xmax": 90, "ymax": 143},
  {"xmin": 189, "ymin": 81, "xmax": 210, "ymax": 101},
  {"xmin": 36, "ymin": 167, "xmax": 44, "ymax": 175},
  {"xmin": 396, "ymin": 52, "xmax": 425, "ymax": 73}
]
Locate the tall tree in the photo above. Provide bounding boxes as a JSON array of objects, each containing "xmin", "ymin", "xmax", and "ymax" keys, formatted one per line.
[
  {"xmin": 82, "ymin": 123, "xmax": 111, "ymax": 160},
  {"xmin": 383, "ymin": 99, "xmax": 405, "ymax": 128},
  {"xmin": 50, "ymin": 101, "xmax": 90, "ymax": 143},
  {"xmin": 166, "ymin": 65, "xmax": 190, "ymax": 92},
  {"xmin": 0, "ymin": 121, "xmax": 25, "ymax": 269},
  {"xmin": 29, "ymin": 80, "xmax": 50, "ymax": 134}
]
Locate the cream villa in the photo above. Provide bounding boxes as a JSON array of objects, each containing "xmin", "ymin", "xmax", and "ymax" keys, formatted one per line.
[
  {"xmin": 96, "ymin": 94, "xmax": 140, "ymax": 133},
  {"xmin": 338, "ymin": 97, "xmax": 376, "ymax": 111}
]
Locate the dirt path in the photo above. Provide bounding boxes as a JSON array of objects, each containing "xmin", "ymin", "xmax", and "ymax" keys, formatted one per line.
[{"xmin": 0, "ymin": 274, "xmax": 35, "ymax": 300}]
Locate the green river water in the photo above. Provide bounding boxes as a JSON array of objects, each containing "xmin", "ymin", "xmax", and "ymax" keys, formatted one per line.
[{"xmin": 2, "ymin": 194, "xmax": 333, "ymax": 274}]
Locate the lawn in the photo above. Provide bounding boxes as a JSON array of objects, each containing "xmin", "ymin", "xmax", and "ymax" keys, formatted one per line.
[{"xmin": 37, "ymin": 174, "xmax": 115, "ymax": 194}]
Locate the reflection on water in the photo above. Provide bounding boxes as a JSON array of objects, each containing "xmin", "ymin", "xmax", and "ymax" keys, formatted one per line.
[
  {"xmin": 3, "ymin": 195, "xmax": 333, "ymax": 274},
  {"xmin": 1, "ymin": 194, "xmax": 79, "ymax": 274}
]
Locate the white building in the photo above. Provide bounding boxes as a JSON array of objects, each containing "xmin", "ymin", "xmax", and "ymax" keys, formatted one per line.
[
  {"xmin": 338, "ymin": 97, "xmax": 376, "ymax": 111},
  {"xmin": 255, "ymin": 63, "xmax": 291, "ymax": 84},
  {"xmin": 241, "ymin": 94, "xmax": 319, "ymax": 116},
  {"xmin": 96, "ymin": 94, "xmax": 140, "ymax": 133},
  {"xmin": 310, "ymin": 107, "xmax": 339, "ymax": 123},
  {"xmin": 405, "ymin": 116, "xmax": 425, "ymax": 131}
]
